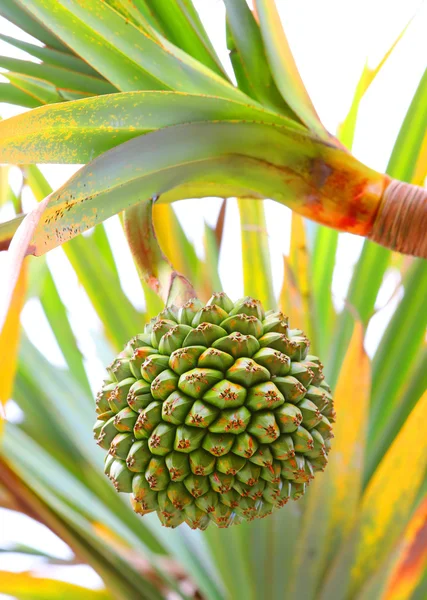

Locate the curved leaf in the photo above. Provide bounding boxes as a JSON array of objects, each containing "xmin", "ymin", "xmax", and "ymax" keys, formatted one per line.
[
  {"xmin": 0, "ymin": 91, "xmax": 293, "ymax": 164},
  {"xmin": 123, "ymin": 200, "xmax": 196, "ymax": 305},
  {"xmin": 0, "ymin": 121, "xmax": 385, "ymax": 257}
]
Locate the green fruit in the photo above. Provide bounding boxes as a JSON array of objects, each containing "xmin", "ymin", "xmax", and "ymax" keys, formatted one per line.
[{"xmin": 94, "ymin": 294, "xmax": 334, "ymax": 529}]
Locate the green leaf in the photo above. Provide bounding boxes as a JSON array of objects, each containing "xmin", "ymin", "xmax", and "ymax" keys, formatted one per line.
[
  {"xmin": 18, "ymin": 0, "xmax": 251, "ymax": 101},
  {"xmin": 2, "ymin": 118, "xmax": 384, "ymax": 260},
  {"xmin": 386, "ymin": 68, "xmax": 427, "ymax": 182},
  {"xmin": 39, "ymin": 266, "xmax": 92, "ymax": 396},
  {"xmin": 4, "ymin": 72, "xmax": 62, "ymax": 104},
  {"xmin": 224, "ymin": 0, "xmax": 294, "ymax": 116},
  {"xmin": 0, "ymin": 82, "xmax": 41, "ymax": 108},
  {"xmin": 123, "ymin": 200, "xmax": 196, "ymax": 305},
  {"xmin": 0, "ymin": 56, "xmax": 115, "ymax": 95},
  {"xmin": 326, "ymin": 242, "xmax": 390, "ymax": 385},
  {"xmin": 338, "ymin": 18, "xmax": 412, "ymax": 149},
  {"xmin": 0, "ymin": 32, "xmax": 102, "ymax": 78},
  {"xmin": 366, "ymin": 345, "xmax": 427, "ymax": 484},
  {"xmin": 153, "ymin": 202, "xmax": 201, "ymax": 288},
  {"xmin": 238, "ymin": 198, "xmax": 275, "ymax": 308},
  {"xmin": 327, "ymin": 67, "xmax": 427, "ymax": 386},
  {"xmin": 0, "ymin": 0, "xmax": 71, "ymax": 53},
  {"xmin": 310, "ymin": 225, "xmax": 338, "ymax": 357},
  {"xmin": 202, "ymin": 222, "xmax": 223, "ymax": 296},
  {"xmin": 143, "ymin": 0, "xmax": 227, "ymax": 78},
  {"xmin": 254, "ymin": 0, "xmax": 327, "ymax": 138},
  {"xmin": 367, "ymin": 259, "xmax": 427, "ymax": 476},
  {"xmin": 320, "ymin": 390, "xmax": 427, "ymax": 599},
  {"xmin": 25, "ymin": 165, "xmax": 145, "ymax": 350},
  {"xmin": 0, "ymin": 91, "xmax": 292, "ymax": 164},
  {"xmin": 289, "ymin": 324, "xmax": 370, "ymax": 599},
  {"xmin": 206, "ymin": 524, "xmax": 254, "ymax": 600}
]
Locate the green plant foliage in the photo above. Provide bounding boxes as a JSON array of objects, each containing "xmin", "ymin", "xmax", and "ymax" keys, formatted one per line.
[{"xmin": 0, "ymin": 1, "xmax": 425, "ymax": 599}]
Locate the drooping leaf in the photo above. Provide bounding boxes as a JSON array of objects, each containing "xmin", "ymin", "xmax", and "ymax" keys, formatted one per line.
[
  {"xmin": 123, "ymin": 200, "xmax": 196, "ymax": 305},
  {"xmin": 24, "ymin": 165, "xmax": 145, "ymax": 350},
  {"xmin": 0, "ymin": 91, "xmax": 291, "ymax": 164},
  {"xmin": 0, "ymin": 121, "xmax": 386, "ymax": 257}
]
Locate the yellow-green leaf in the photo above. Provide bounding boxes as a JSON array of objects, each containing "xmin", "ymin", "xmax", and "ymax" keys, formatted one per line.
[
  {"xmin": 353, "ymin": 390, "xmax": 427, "ymax": 591},
  {"xmin": 0, "ymin": 570, "xmax": 112, "ymax": 599},
  {"xmin": 255, "ymin": 0, "xmax": 327, "ymax": 138},
  {"xmin": 289, "ymin": 322, "xmax": 370, "ymax": 598},
  {"xmin": 238, "ymin": 197, "xmax": 275, "ymax": 308},
  {"xmin": 382, "ymin": 497, "xmax": 427, "ymax": 600},
  {"xmin": 280, "ymin": 213, "xmax": 313, "ymax": 340},
  {"xmin": 0, "ymin": 265, "xmax": 27, "ymax": 434},
  {"xmin": 326, "ymin": 322, "xmax": 370, "ymax": 550}
]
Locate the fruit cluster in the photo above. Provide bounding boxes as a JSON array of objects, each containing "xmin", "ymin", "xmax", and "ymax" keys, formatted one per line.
[{"xmin": 94, "ymin": 294, "xmax": 334, "ymax": 529}]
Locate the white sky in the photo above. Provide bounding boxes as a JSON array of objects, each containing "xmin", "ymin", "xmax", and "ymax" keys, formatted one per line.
[{"xmin": 0, "ymin": 0, "xmax": 426, "ymax": 592}]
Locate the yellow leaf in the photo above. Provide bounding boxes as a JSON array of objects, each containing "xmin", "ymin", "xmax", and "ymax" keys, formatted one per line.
[
  {"xmin": 279, "ymin": 213, "xmax": 312, "ymax": 339},
  {"xmin": 411, "ymin": 129, "xmax": 427, "ymax": 186},
  {"xmin": 327, "ymin": 321, "xmax": 370, "ymax": 550},
  {"xmin": 0, "ymin": 570, "xmax": 111, "ymax": 599},
  {"xmin": 287, "ymin": 322, "xmax": 370, "ymax": 598},
  {"xmin": 382, "ymin": 497, "xmax": 427, "ymax": 600},
  {"xmin": 350, "ymin": 390, "xmax": 427, "ymax": 591},
  {"xmin": 0, "ymin": 264, "xmax": 27, "ymax": 433},
  {"xmin": 153, "ymin": 203, "xmax": 186, "ymax": 274}
]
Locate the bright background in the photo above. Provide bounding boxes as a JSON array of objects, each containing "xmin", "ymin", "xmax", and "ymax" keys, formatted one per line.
[{"xmin": 0, "ymin": 0, "xmax": 426, "ymax": 593}]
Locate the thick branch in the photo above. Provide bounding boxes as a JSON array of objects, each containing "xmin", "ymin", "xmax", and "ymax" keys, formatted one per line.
[{"xmin": 369, "ymin": 179, "xmax": 427, "ymax": 258}]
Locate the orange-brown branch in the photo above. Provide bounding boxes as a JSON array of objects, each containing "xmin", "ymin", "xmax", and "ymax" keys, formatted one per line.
[{"xmin": 368, "ymin": 179, "xmax": 427, "ymax": 258}]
